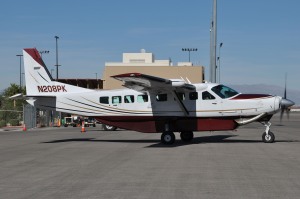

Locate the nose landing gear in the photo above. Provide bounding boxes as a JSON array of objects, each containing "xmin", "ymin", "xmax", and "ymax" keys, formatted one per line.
[{"xmin": 261, "ymin": 121, "xmax": 275, "ymax": 143}]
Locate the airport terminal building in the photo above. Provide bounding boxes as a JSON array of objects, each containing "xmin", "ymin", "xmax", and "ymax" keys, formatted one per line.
[{"xmin": 102, "ymin": 49, "xmax": 204, "ymax": 90}]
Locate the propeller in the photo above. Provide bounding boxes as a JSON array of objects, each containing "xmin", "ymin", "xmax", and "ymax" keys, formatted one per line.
[{"xmin": 280, "ymin": 74, "xmax": 295, "ymax": 122}]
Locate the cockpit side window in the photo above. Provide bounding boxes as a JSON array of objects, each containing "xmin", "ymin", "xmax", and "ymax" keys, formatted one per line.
[
  {"xmin": 202, "ymin": 91, "xmax": 215, "ymax": 100},
  {"xmin": 211, "ymin": 85, "xmax": 239, "ymax": 99}
]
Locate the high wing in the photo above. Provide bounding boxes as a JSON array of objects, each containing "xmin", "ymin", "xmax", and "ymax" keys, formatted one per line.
[
  {"xmin": 112, "ymin": 73, "xmax": 196, "ymax": 116},
  {"xmin": 111, "ymin": 73, "xmax": 195, "ymax": 92}
]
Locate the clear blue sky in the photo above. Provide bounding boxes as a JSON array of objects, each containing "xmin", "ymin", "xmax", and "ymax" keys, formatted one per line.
[{"xmin": 0, "ymin": 0, "xmax": 299, "ymax": 91}]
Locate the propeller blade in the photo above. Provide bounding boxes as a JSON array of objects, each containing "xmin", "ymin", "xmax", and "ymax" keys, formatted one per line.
[
  {"xmin": 284, "ymin": 73, "xmax": 287, "ymax": 99},
  {"xmin": 280, "ymin": 73, "xmax": 294, "ymax": 122},
  {"xmin": 280, "ymin": 108, "xmax": 284, "ymax": 122}
]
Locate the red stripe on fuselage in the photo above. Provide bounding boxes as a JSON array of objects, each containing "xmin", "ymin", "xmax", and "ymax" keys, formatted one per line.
[{"xmin": 95, "ymin": 116, "xmax": 239, "ymax": 133}]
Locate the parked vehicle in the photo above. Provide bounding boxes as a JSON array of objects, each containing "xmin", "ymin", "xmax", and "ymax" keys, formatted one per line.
[
  {"xmin": 84, "ymin": 117, "xmax": 96, "ymax": 127},
  {"xmin": 63, "ymin": 117, "xmax": 76, "ymax": 127}
]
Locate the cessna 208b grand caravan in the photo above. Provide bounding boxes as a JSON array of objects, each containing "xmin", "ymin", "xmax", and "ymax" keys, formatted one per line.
[{"xmin": 23, "ymin": 48, "xmax": 294, "ymax": 144}]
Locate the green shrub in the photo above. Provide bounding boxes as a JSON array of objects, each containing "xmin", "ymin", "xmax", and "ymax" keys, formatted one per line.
[
  {"xmin": 0, "ymin": 120, "xmax": 6, "ymax": 127},
  {"xmin": 9, "ymin": 119, "xmax": 19, "ymax": 126}
]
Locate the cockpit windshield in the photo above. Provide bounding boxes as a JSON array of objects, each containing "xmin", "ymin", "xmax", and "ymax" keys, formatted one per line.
[{"xmin": 211, "ymin": 85, "xmax": 239, "ymax": 99}]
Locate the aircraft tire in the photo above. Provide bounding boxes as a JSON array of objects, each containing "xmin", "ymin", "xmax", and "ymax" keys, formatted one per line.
[
  {"xmin": 161, "ymin": 132, "xmax": 175, "ymax": 145},
  {"xmin": 103, "ymin": 124, "xmax": 117, "ymax": 131},
  {"xmin": 262, "ymin": 131, "xmax": 275, "ymax": 143},
  {"xmin": 180, "ymin": 131, "xmax": 194, "ymax": 142}
]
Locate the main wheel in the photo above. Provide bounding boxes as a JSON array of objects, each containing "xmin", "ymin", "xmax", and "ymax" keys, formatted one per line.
[
  {"xmin": 180, "ymin": 131, "xmax": 194, "ymax": 142},
  {"xmin": 103, "ymin": 124, "xmax": 117, "ymax": 131},
  {"xmin": 161, "ymin": 132, "xmax": 175, "ymax": 145},
  {"xmin": 262, "ymin": 131, "xmax": 275, "ymax": 143}
]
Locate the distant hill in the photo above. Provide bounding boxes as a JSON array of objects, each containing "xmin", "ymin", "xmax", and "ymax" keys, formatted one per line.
[{"xmin": 229, "ymin": 84, "xmax": 300, "ymax": 105}]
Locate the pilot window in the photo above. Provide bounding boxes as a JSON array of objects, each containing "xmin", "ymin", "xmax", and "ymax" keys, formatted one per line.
[
  {"xmin": 202, "ymin": 91, "xmax": 215, "ymax": 100},
  {"xmin": 211, "ymin": 85, "xmax": 239, "ymax": 99},
  {"xmin": 124, "ymin": 95, "xmax": 134, "ymax": 103},
  {"xmin": 156, "ymin": 94, "xmax": 167, "ymax": 102},
  {"xmin": 112, "ymin": 96, "xmax": 122, "ymax": 104},
  {"xmin": 99, "ymin": 96, "xmax": 109, "ymax": 104},
  {"xmin": 189, "ymin": 92, "xmax": 198, "ymax": 100},
  {"xmin": 137, "ymin": 94, "xmax": 149, "ymax": 103}
]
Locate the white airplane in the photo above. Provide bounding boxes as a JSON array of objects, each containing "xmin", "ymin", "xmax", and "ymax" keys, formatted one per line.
[{"xmin": 23, "ymin": 48, "xmax": 294, "ymax": 144}]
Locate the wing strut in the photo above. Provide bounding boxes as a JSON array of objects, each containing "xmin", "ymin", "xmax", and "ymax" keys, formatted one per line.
[{"xmin": 172, "ymin": 91, "xmax": 189, "ymax": 116}]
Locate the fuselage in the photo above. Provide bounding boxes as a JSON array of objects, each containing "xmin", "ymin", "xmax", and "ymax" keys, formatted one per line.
[{"xmin": 34, "ymin": 83, "xmax": 281, "ymax": 133}]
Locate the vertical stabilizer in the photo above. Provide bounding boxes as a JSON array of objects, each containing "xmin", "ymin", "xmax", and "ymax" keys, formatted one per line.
[{"xmin": 23, "ymin": 48, "xmax": 91, "ymax": 96}]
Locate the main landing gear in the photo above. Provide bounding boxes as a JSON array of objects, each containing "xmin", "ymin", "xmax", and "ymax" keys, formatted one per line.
[
  {"xmin": 161, "ymin": 131, "xmax": 194, "ymax": 145},
  {"xmin": 261, "ymin": 121, "xmax": 275, "ymax": 143},
  {"xmin": 103, "ymin": 124, "xmax": 117, "ymax": 131}
]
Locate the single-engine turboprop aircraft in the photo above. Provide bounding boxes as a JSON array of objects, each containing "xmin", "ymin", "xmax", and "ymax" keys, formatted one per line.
[{"xmin": 22, "ymin": 48, "xmax": 294, "ymax": 144}]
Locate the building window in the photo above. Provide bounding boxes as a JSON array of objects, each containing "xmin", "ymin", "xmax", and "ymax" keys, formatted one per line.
[
  {"xmin": 124, "ymin": 95, "xmax": 134, "ymax": 103},
  {"xmin": 112, "ymin": 96, "xmax": 122, "ymax": 104},
  {"xmin": 156, "ymin": 94, "xmax": 167, "ymax": 102},
  {"xmin": 137, "ymin": 94, "xmax": 148, "ymax": 103},
  {"xmin": 99, "ymin": 96, "xmax": 109, "ymax": 104}
]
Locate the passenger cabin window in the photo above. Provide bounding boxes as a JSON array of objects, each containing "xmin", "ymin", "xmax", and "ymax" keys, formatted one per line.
[
  {"xmin": 202, "ymin": 91, "xmax": 215, "ymax": 100},
  {"xmin": 137, "ymin": 94, "xmax": 148, "ymax": 103},
  {"xmin": 189, "ymin": 92, "xmax": 198, "ymax": 100},
  {"xmin": 112, "ymin": 96, "xmax": 122, "ymax": 104},
  {"xmin": 211, "ymin": 85, "xmax": 239, "ymax": 99},
  {"xmin": 99, "ymin": 96, "xmax": 109, "ymax": 104},
  {"xmin": 124, "ymin": 95, "xmax": 134, "ymax": 103},
  {"xmin": 156, "ymin": 94, "xmax": 167, "ymax": 102}
]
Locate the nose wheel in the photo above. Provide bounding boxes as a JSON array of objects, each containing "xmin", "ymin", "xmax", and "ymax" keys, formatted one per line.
[{"xmin": 261, "ymin": 122, "xmax": 275, "ymax": 143}]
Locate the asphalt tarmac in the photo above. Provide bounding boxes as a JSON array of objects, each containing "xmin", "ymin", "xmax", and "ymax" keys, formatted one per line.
[{"xmin": 0, "ymin": 113, "xmax": 299, "ymax": 199}]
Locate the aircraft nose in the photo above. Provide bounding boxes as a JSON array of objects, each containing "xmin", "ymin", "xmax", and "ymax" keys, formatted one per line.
[{"xmin": 281, "ymin": 98, "xmax": 295, "ymax": 108}]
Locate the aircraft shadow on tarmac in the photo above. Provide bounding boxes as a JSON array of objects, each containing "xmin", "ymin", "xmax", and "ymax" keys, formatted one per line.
[{"xmin": 42, "ymin": 135, "xmax": 299, "ymax": 148}]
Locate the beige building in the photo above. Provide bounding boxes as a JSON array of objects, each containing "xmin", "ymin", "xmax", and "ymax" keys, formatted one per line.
[{"xmin": 102, "ymin": 50, "xmax": 205, "ymax": 90}]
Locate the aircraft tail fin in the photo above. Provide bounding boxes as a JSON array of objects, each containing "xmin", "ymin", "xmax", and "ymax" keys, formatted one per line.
[{"xmin": 23, "ymin": 48, "xmax": 91, "ymax": 96}]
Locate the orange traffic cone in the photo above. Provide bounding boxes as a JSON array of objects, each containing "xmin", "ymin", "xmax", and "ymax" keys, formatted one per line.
[
  {"xmin": 81, "ymin": 121, "xmax": 86, "ymax": 133},
  {"xmin": 23, "ymin": 124, "xmax": 27, "ymax": 131}
]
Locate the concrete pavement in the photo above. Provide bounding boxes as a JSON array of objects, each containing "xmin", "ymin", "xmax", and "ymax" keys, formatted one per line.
[{"xmin": 0, "ymin": 114, "xmax": 299, "ymax": 199}]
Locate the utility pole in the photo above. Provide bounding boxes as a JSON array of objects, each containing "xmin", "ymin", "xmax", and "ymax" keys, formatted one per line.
[
  {"xmin": 218, "ymin": 42, "xmax": 223, "ymax": 83},
  {"xmin": 54, "ymin": 36, "xmax": 60, "ymax": 80},
  {"xmin": 16, "ymin": 54, "xmax": 23, "ymax": 92},
  {"xmin": 210, "ymin": 0, "xmax": 217, "ymax": 83}
]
